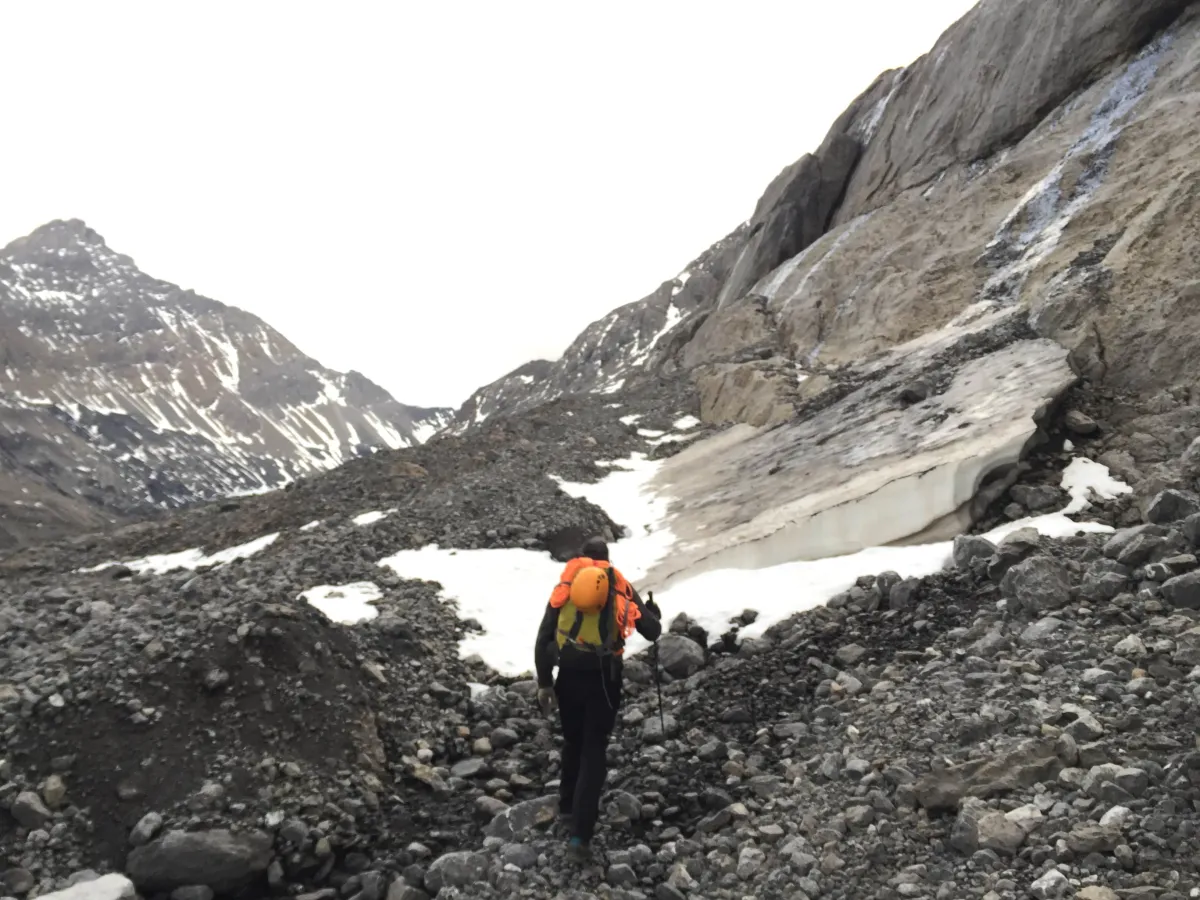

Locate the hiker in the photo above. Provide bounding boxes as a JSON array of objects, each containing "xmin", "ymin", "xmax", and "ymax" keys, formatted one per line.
[{"xmin": 534, "ymin": 535, "xmax": 662, "ymax": 860}]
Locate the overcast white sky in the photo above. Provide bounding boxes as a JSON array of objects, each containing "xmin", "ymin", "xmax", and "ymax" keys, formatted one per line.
[{"xmin": 2, "ymin": 1, "xmax": 977, "ymax": 408}]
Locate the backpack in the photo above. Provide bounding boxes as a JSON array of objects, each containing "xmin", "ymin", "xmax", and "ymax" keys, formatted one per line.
[{"xmin": 554, "ymin": 558, "xmax": 630, "ymax": 669}]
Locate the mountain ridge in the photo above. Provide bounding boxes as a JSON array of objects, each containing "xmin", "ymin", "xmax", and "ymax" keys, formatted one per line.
[{"xmin": 0, "ymin": 218, "xmax": 451, "ymax": 548}]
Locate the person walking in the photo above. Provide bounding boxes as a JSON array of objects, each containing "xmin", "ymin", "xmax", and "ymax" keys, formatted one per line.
[{"xmin": 533, "ymin": 536, "xmax": 662, "ymax": 861}]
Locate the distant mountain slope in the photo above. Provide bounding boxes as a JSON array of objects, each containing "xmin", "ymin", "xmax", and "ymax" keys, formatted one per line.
[{"xmin": 0, "ymin": 219, "xmax": 451, "ymax": 547}]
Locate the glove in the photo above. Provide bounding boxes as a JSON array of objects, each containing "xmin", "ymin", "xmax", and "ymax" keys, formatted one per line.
[
  {"xmin": 645, "ymin": 593, "xmax": 662, "ymax": 620},
  {"xmin": 537, "ymin": 687, "xmax": 558, "ymax": 716}
]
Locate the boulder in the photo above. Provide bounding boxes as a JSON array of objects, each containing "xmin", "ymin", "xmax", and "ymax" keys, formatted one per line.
[
  {"xmin": 657, "ymin": 634, "xmax": 705, "ymax": 677},
  {"xmin": 953, "ymin": 535, "xmax": 996, "ymax": 572},
  {"xmin": 1146, "ymin": 489, "xmax": 1200, "ymax": 524},
  {"xmin": 1011, "ymin": 484, "xmax": 1063, "ymax": 511},
  {"xmin": 1162, "ymin": 571, "xmax": 1200, "ymax": 610},
  {"xmin": 1000, "ymin": 556, "xmax": 1071, "ymax": 614},
  {"xmin": 424, "ymin": 852, "xmax": 488, "ymax": 895},
  {"xmin": 483, "ymin": 795, "xmax": 557, "ymax": 841},
  {"xmin": 1103, "ymin": 524, "xmax": 1167, "ymax": 563},
  {"xmin": 914, "ymin": 739, "xmax": 1061, "ymax": 811},
  {"xmin": 10, "ymin": 792, "xmax": 51, "ymax": 829},
  {"xmin": 125, "ymin": 829, "xmax": 273, "ymax": 894},
  {"xmin": 950, "ymin": 800, "xmax": 1026, "ymax": 855}
]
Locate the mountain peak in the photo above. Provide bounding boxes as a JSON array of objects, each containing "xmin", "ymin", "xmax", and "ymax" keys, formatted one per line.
[{"xmin": 3, "ymin": 218, "xmax": 108, "ymax": 257}]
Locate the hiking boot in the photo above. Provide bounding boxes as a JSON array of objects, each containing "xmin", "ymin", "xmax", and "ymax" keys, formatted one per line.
[{"xmin": 565, "ymin": 837, "xmax": 592, "ymax": 863}]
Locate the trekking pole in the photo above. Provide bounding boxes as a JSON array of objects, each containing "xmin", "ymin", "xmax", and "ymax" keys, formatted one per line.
[
  {"xmin": 649, "ymin": 591, "xmax": 666, "ymax": 737},
  {"xmin": 653, "ymin": 640, "xmax": 666, "ymax": 737}
]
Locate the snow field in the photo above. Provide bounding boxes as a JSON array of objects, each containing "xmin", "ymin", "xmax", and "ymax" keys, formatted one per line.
[
  {"xmin": 77, "ymin": 439, "xmax": 1132, "ymax": 681},
  {"xmin": 382, "ymin": 453, "xmax": 1131, "ymax": 676}
]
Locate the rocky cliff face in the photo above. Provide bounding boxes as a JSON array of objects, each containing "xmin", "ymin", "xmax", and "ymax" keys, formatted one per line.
[
  {"xmin": 454, "ymin": 0, "xmax": 1199, "ymax": 436},
  {"xmin": 0, "ymin": 220, "xmax": 451, "ymax": 548}
]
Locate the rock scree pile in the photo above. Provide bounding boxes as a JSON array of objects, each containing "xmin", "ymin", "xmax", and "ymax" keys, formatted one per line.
[{"xmin": 5, "ymin": 377, "xmax": 1200, "ymax": 899}]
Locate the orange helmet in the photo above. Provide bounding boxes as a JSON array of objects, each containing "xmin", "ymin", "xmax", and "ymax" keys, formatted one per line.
[{"xmin": 569, "ymin": 566, "xmax": 610, "ymax": 613}]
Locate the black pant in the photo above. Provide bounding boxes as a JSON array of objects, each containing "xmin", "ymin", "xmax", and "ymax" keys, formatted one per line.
[{"xmin": 554, "ymin": 664, "xmax": 622, "ymax": 842}]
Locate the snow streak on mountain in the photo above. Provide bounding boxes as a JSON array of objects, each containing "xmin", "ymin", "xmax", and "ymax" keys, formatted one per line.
[{"xmin": 0, "ymin": 219, "xmax": 450, "ymax": 546}]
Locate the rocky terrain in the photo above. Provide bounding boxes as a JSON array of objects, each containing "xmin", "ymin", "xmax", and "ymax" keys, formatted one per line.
[
  {"xmin": 5, "ymin": 384, "xmax": 1200, "ymax": 900},
  {"xmin": 7, "ymin": 1, "xmax": 1200, "ymax": 900},
  {"xmin": 0, "ymin": 219, "xmax": 450, "ymax": 550}
]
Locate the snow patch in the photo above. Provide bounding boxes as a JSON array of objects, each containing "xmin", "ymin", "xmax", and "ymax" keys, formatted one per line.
[
  {"xmin": 32, "ymin": 874, "xmax": 135, "ymax": 900},
  {"xmin": 671, "ymin": 271, "xmax": 692, "ymax": 297},
  {"xmin": 379, "ymin": 450, "xmax": 1126, "ymax": 676},
  {"xmin": 382, "ymin": 451, "xmax": 675, "ymax": 675},
  {"xmin": 300, "ymin": 582, "xmax": 382, "ymax": 624},
  {"xmin": 81, "ymin": 532, "xmax": 279, "ymax": 575},
  {"xmin": 353, "ymin": 510, "xmax": 390, "ymax": 527},
  {"xmin": 1061, "ymin": 457, "xmax": 1133, "ymax": 514}
]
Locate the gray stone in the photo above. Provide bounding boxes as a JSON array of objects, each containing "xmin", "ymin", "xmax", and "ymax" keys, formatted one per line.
[
  {"xmin": 1064, "ymin": 411, "xmax": 1099, "ymax": 435},
  {"xmin": 500, "ymin": 843, "xmax": 538, "ymax": 870},
  {"xmin": 1182, "ymin": 512, "xmax": 1200, "ymax": 546},
  {"xmin": 449, "ymin": 757, "xmax": 486, "ymax": 779},
  {"xmin": 170, "ymin": 888, "xmax": 215, "ymax": 900},
  {"xmin": 1078, "ymin": 572, "xmax": 1127, "ymax": 604},
  {"xmin": 424, "ymin": 852, "xmax": 487, "ymax": 895},
  {"xmin": 1103, "ymin": 525, "xmax": 1166, "ymax": 564},
  {"xmin": 2, "ymin": 869, "xmax": 35, "ymax": 897},
  {"xmin": 835, "ymin": 643, "xmax": 867, "ymax": 666},
  {"xmin": 386, "ymin": 881, "xmax": 430, "ymax": 900},
  {"xmin": 642, "ymin": 713, "xmax": 678, "ymax": 743},
  {"xmin": 130, "ymin": 812, "xmax": 164, "ymax": 847},
  {"xmin": 1146, "ymin": 489, "xmax": 1200, "ymax": 525},
  {"xmin": 656, "ymin": 634, "xmax": 705, "ymax": 677},
  {"xmin": 953, "ymin": 535, "xmax": 996, "ymax": 571},
  {"xmin": 1162, "ymin": 570, "xmax": 1200, "ymax": 609},
  {"xmin": 1067, "ymin": 824, "xmax": 1122, "ymax": 854},
  {"xmin": 1020, "ymin": 617, "xmax": 1065, "ymax": 645},
  {"xmin": 889, "ymin": 577, "xmax": 922, "ymax": 610},
  {"xmin": 125, "ymin": 829, "xmax": 273, "ymax": 894},
  {"xmin": 41, "ymin": 774, "xmax": 67, "ymax": 809},
  {"xmin": 951, "ymin": 800, "xmax": 1025, "ymax": 855},
  {"xmin": 914, "ymin": 739, "xmax": 1061, "ymax": 811},
  {"xmin": 489, "ymin": 727, "xmax": 519, "ymax": 750},
  {"xmin": 1001, "ymin": 556, "xmax": 1071, "ymax": 614},
  {"xmin": 1030, "ymin": 868, "xmax": 1071, "ymax": 900},
  {"xmin": 1011, "ymin": 484, "xmax": 1063, "ymax": 511},
  {"xmin": 10, "ymin": 792, "xmax": 51, "ymax": 829},
  {"xmin": 483, "ymin": 795, "xmax": 557, "ymax": 840},
  {"xmin": 607, "ymin": 863, "xmax": 638, "ymax": 887},
  {"xmin": 1113, "ymin": 634, "xmax": 1147, "ymax": 659}
]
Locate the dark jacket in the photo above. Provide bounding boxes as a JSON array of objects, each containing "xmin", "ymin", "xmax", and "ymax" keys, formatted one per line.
[{"xmin": 535, "ymin": 584, "xmax": 661, "ymax": 687}]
